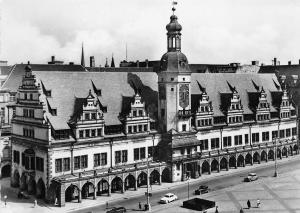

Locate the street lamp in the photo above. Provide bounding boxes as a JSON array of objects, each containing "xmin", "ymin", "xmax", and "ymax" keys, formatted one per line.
[
  {"xmin": 274, "ymin": 137, "xmax": 278, "ymax": 177},
  {"xmin": 146, "ymin": 154, "xmax": 151, "ymax": 211}
]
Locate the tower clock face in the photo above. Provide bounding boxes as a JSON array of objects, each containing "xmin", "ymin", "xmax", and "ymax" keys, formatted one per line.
[{"xmin": 179, "ymin": 84, "xmax": 189, "ymax": 109}]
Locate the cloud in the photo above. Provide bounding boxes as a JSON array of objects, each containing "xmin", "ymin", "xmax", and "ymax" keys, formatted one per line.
[{"xmin": 1, "ymin": 0, "xmax": 300, "ymax": 66}]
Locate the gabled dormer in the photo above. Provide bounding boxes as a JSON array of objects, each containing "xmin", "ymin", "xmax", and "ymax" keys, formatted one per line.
[
  {"xmin": 227, "ymin": 86, "xmax": 243, "ymax": 125},
  {"xmin": 256, "ymin": 87, "xmax": 270, "ymax": 122},
  {"xmin": 122, "ymin": 93, "xmax": 150, "ymax": 135},
  {"xmin": 18, "ymin": 62, "xmax": 41, "ymax": 106},
  {"xmin": 279, "ymin": 87, "xmax": 292, "ymax": 120},
  {"xmin": 71, "ymin": 90, "xmax": 105, "ymax": 140},
  {"xmin": 194, "ymin": 82, "xmax": 213, "ymax": 129}
]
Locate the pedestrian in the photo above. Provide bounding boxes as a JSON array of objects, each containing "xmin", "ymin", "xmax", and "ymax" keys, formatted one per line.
[
  {"xmin": 54, "ymin": 197, "xmax": 58, "ymax": 206},
  {"xmin": 247, "ymin": 200, "xmax": 251, "ymax": 209},
  {"xmin": 139, "ymin": 202, "xmax": 142, "ymax": 210},
  {"xmin": 257, "ymin": 199, "xmax": 260, "ymax": 208},
  {"xmin": 34, "ymin": 199, "xmax": 37, "ymax": 208},
  {"xmin": 106, "ymin": 201, "xmax": 109, "ymax": 209},
  {"xmin": 240, "ymin": 207, "xmax": 244, "ymax": 213},
  {"xmin": 215, "ymin": 205, "xmax": 219, "ymax": 213}
]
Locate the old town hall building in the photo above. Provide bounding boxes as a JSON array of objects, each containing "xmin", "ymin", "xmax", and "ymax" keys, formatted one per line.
[{"xmin": 10, "ymin": 8, "xmax": 298, "ymax": 207}]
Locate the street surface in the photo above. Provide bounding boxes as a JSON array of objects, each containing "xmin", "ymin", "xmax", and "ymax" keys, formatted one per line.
[{"xmin": 72, "ymin": 158, "xmax": 300, "ymax": 213}]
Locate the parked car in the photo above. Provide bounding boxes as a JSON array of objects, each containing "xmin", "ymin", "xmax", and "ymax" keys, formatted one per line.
[
  {"xmin": 244, "ymin": 173, "xmax": 258, "ymax": 182},
  {"xmin": 195, "ymin": 185, "xmax": 209, "ymax": 195},
  {"xmin": 106, "ymin": 206, "xmax": 126, "ymax": 213},
  {"xmin": 160, "ymin": 193, "xmax": 178, "ymax": 204}
]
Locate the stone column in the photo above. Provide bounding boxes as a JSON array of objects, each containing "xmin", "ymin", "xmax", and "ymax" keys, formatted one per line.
[
  {"xmin": 108, "ymin": 184, "xmax": 111, "ymax": 196},
  {"xmin": 182, "ymin": 163, "xmax": 187, "ymax": 181},
  {"xmin": 78, "ymin": 189, "xmax": 82, "ymax": 203},
  {"xmin": 59, "ymin": 183, "xmax": 65, "ymax": 207},
  {"xmin": 93, "ymin": 187, "xmax": 97, "ymax": 200},
  {"xmin": 208, "ymin": 164, "xmax": 211, "ymax": 175},
  {"xmin": 159, "ymin": 174, "xmax": 162, "ymax": 185}
]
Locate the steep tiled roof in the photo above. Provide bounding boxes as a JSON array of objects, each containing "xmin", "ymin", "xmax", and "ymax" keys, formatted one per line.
[
  {"xmin": 16, "ymin": 70, "xmax": 282, "ymax": 131},
  {"xmin": 0, "ymin": 65, "xmax": 12, "ymax": 75},
  {"xmin": 34, "ymin": 71, "xmax": 158, "ymax": 129},
  {"xmin": 1, "ymin": 64, "xmax": 86, "ymax": 92},
  {"xmin": 190, "ymin": 73, "xmax": 281, "ymax": 116}
]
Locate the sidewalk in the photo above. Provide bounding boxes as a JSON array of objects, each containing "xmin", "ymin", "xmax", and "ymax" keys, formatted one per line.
[{"xmin": 1, "ymin": 154, "xmax": 300, "ymax": 213}]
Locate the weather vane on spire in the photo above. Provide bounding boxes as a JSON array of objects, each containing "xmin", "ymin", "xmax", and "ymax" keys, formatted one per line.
[{"xmin": 172, "ymin": 1, "xmax": 178, "ymax": 14}]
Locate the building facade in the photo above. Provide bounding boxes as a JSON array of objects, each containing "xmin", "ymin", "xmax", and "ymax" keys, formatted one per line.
[{"xmin": 10, "ymin": 8, "xmax": 298, "ymax": 207}]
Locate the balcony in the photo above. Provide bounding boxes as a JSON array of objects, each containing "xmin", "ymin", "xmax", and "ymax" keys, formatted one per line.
[{"xmin": 178, "ymin": 109, "xmax": 192, "ymax": 119}]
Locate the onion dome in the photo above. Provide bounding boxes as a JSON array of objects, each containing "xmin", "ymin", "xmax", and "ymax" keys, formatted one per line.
[
  {"xmin": 160, "ymin": 51, "xmax": 190, "ymax": 73},
  {"xmin": 166, "ymin": 14, "xmax": 182, "ymax": 33}
]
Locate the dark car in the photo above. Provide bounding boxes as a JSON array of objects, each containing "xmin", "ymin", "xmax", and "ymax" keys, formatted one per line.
[
  {"xmin": 195, "ymin": 185, "xmax": 209, "ymax": 195},
  {"xmin": 106, "ymin": 207, "xmax": 127, "ymax": 213}
]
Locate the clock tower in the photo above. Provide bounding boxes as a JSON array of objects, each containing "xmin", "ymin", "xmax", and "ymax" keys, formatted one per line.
[{"xmin": 157, "ymin": 7, "xmax": 192, "ymax": 133}]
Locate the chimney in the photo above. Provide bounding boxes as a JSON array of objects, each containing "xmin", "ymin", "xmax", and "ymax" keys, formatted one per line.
[
  {"xmin": 274, "ymin": 57, "xmax": 277, "ymax": 66},
  {"xmin": 69, "ymin": 62, "xmax": 74, "ymax": 65},
  {"xmin": 51, "ymin": 56, "xmax": 55, "ymax": 62},
  {"xmin": 136, "ymin": 60, "xmax": 139, "ymax": 67},
  {"xmin": 252, "ymin": 61, "xmax": 259, "ymax": 66},
  {"xmin": 291, "ymin": 75, "xmax": 298, "ymax": 85},
  {"xmin": 288, "ymin": 61, "xmax": 291, "ymax": 66},
  {"xmin": 145, "ymin": 59, "xmax": 149, "ymax": 68},
  {"xmin": 90, "ymin": 56, "xmax": 95, "ymax": 67}
]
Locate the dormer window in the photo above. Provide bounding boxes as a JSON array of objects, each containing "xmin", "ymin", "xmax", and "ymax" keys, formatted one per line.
[
  {"xmin": 91, "ymin": 113, "xmax": 96, "ymax": 120},
  {"xmin": 85, "ymin": 113, "xmax": 90, "ymax": 120}
]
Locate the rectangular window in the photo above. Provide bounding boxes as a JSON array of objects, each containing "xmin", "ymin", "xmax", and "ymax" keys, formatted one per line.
[
  {"xmin": 55, "ymin": 159, "xmax": 62, "ymax": 173},
  {"xmin": 13, "ymin": 150, "xmax": 20, "ymax": 164},
  {"xmin": 138, "ymin": 125, "xmax": 142, "ymax": 132},
  {"xmin": 101, "ymin": 153, "xmax": 107, "ymax": 165},
  {"xmin": 280, "ymin": 130, "xmax": 285, "ymax": 138},
  {"xmin": 140, "ymin": 147, "xmax": 146, "ymax": 159},
  {"xmin": 133, "ymin": 126, "xmax": 137, "ymax": 133},
  {"xmin": 182, "ymin": 124, "xmax": 186, "ymax": 132},
  {"xmin": 292, "ymin": 127, "xmax": 297, "ymax": 136},
  {"xmin": 74, "ymin": 156, "xmax": 80, "ymax": 170},
  {"xmin": 81, "ymin": 155, "xmax": 88, "ymax": 168},
  {"xmin": 286, "ymin": 129, "xmax": 291, "ymax": 137},
  {"xmin": 85, "ymin": 113, "xmax": 90, "ymax": 120},
  {"xmin": 91, "ymin": 113, "xmax": 96, "ymax": 120},
  {"xmin": 148, "ymin": 147, "xmax": 153, "ymax": 157},
  {"xmin": 144, "ymin": 124, "xmax": 148, "ymax": 132},
  {"xmin": 128, "ymin": 126, "xmax": 132, "ymax": 133},
  {"xmin": 272, "ymin": 130, "xmax": 278, "ymax": 139},
  {"xmin": 79, "ymin": 130, "xmax": 84, "ymax": 138},
  {"xmin": 211, "ymin": 138, "xmax": 220, "ymax": 150},
  {"xmin": 23, "ymin": 109, "xmax": 28, "ymax": 117},
  {"xmin": 122, "ymin": 150, "xmax": 128, "ymax": 163},
  {"xmin": 161, "ymin": 109, "xmax": 165, "ymax": 117},
  {"xmin": 97, "ymin": 128, "xmax": 102, "ymax": 136},
  {"xmin": 139, "ymin": 110, "xmax": 143, "ymax": 116},
  {"xmin": 200, "ymin": 139, "xmax": 209, "ymax": 150},
  {"xmin": 262, "ymin": 132, "xmax": 270, "ymax": 141},
  {"xmin": 115, "ymin": 151, "xmax": 121, "ymax": 164},
  {"xmin": 63, "ymin": 158, "xmax": 70, "ymax": 171},
  {"xmin": 36, "ymin": 157, "xmax": 44, "ymax": 172},
  {"xmin": 91, "ymin": 129, "xmax": 96, "ymax": 137},
  {"xmin": 252, "ymin": 133, "xmax": 259, "ymax": 143},
  {"xmin": 133, "ymin": 110, "xmax": 137, "ymax": 117},
  {"xmin": 85, "ymin": 129, "xmax": 90, "ymax": 138},
  {"xmin": 234, "ymin": 135, "xmax": 243, "ymax": 145},
  {"xmin": 245, "ymin": 134, "xmax": 249, "ymax": 144},
  {"xmin": 94, "ymin": 154, "xmax": 100, "ymax": 167},
  {"xmin": 22, "ymin": 153, "xmax": 25, "ymax": 166},
  {"xmin": 223, "ymin": 136, "xmax": 232, "ymax": 147},
  {"xmin": 134, "ymin": 148, "xmax": 139, "ymax": 161}
]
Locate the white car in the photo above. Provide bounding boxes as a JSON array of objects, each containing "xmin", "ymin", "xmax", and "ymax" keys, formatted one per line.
[{"xmin": 160, "ymin": 193, "xmax": 178, "ymax": 204}]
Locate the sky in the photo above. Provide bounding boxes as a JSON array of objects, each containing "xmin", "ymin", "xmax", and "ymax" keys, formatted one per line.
[{"xmin": 1, "ymin": 0, "xmax": 300, "ymax": 66}]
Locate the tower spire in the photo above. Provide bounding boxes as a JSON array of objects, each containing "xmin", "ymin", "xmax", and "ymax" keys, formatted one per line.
[
  {"xmin": 105, "ymin": 58, "xmax": 109, "ymax": 68},
  {"xmin": 81, "ymin": 43, "xmax": 85, "ymax": 67},
  {"xmin": 111, "ymin": 53, "xmax": 115, "ymax": 67}
]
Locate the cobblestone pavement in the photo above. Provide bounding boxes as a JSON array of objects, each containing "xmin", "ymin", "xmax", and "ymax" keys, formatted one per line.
[
  {"xmin": 152, "ymin": 165, "xmax": 300, "ymax": 213},
  {"xmin": 1, "ymin": 155, "xmax": 300, "ymax": 213}
]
